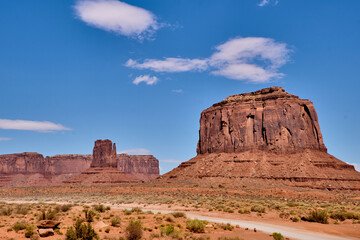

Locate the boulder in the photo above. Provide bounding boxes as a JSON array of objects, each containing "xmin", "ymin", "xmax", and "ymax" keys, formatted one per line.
[
  {"xmin": 38, "ymin": 228, "xmax": 54, "ymax": 237},
  {"xmin": 37, "ymin": 220, "xmax": 60, "ymax": 229}
]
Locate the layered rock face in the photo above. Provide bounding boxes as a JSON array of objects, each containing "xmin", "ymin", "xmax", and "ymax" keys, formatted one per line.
[
  {"xmin": 197, "ymin": 87, "xmax": 327, "ymax": 154},
  {"xmin": 160, "ymin": 87, "xmax": 360, "ymax": 190},
  {"xmin": 0, "ymin": 139, "xmax": 159, "ymax": 186},
  {"xmin": 64, "ymin": 139, "xmax": 160, "ymax": 185},
  {"xmin": 91, "ymin": 139, "xmax": 117, "ymax": 168}
]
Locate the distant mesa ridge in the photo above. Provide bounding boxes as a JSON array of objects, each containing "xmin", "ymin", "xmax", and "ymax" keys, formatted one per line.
[
  {"xmin": 0, "ymin": 139, "xmax": 159, "ymax": 186},
  {"xmin": 159, "ymin": 87, "xmax": 360, "ymax": 190}
]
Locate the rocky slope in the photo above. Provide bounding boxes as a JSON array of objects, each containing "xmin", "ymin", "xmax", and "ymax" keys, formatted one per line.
[{"xmin": 159, "ymin": 87, "xmax": 360, "ymax": 190}]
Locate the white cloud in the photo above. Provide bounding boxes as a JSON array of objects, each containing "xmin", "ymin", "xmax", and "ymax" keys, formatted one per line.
[
  {"xmin": 0, "ymin": 137, "xmax": 11, "ymax": 141},
  {"xmin": 126, "ymin": 37, "xmax": 290, "ymax": 83},
  {"xmin": 258, "ymin": 0, "xmax": 279, "ymax": 7},
  {"xmin": 350, "ymin": 163, "xmax": 360, "ymax": 172},
  {"xmin": 74, "ymin": 0, "xmax": 159, "ymax": 39},
  {"xmin": 172, "ymin": 89, "xmax": 183, "ymax": 93},
  {"xmin": 118, "ymin": 148, "xmax": 151, "ymax": 155},
  {"xmin": 126, "ymin": 58, "xmax": 208, "ymax": 72},
  {"xmin": 133, "ymin": 75, "xmax": 159, "ymax": 85},
  {"xmin": 258, "ymin": 0, "xmax": 269, "ymax": 6},
  {"xmin": 0, "ymin": 119, "xmax": 71, "ymax": 132}
]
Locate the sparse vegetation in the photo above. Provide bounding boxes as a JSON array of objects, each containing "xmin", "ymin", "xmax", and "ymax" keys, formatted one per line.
[
  {"xmin": 186, "ymin": 219, "xmax": 205, "ymax": 233},
  {"xmin": 126, "ymin": 220, "xmax": 143, "ymax": 240},
  {"xmin": 302, "ymin": 209, "xmax": 329, "ymax": 224},
  {"xmin": 65, "ymin": 218, "xmax": 99, "ymax": 240},
  {"xmin": 272, "ymin": 232, "xmax": 284, "ymax": 240}
]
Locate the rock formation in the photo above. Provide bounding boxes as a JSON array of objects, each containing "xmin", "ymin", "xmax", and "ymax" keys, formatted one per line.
[
  {"xmin": 159, "ymin": 87, "xmax": 360, "ymax": 190},
  {"xmin": 0, "ymin": 139, "xmax": 159, "ymax": 186},
  {"xmin": 91, "ymin": 139, "xmax": 117, "ymax": 168},
  {"xmin": 64, "ymin": 139, "xmax": 159, "ymax": 185}
]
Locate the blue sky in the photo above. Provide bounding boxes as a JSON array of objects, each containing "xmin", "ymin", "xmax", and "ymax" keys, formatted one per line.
[{"xmin": 0, "ymin": 0, "xmax": 359, "ymax": 174}]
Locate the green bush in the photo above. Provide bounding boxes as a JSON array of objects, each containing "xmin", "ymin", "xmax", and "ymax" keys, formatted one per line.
[
  {"xmin": 272, "ymin": 232, "xmax": 284, "ymax": 240},
  {"xmin": 251, "ymin": 205, "xmax": 266, "ymax": 213},
  {"xmin": 65, "ymin": 218, "xmax": 99, "ymax": 240},
  {"xmin": 330, "ymin": 211, "xmax": 360, "ymax": 221},
  {"xmin": 171, "ymin": 212, "xmax": 186, "ymax": 218},
  {"xmin": 302, "ymin": 209, "xmax": 329, "ymax": 224},
  {"xmin": 186, "ymin": 219, "xmax": 205, "ymax": 233},
  {"xmin": 126, "ymin": 220, "xmax": 143, "ymax": 240},
  {"xmin": 111, "ymin": 216, "xmax": 121, "ymax": 227},
  {"xmin": 220, "ymin": 223, "xmax": 234, "ymax": 231},
  {"xmin": 24, "ymin": 225, "xmax": 35, "ymax": 238},
  {"xmin": 0, "ymin": 206, "xmax": 13, "ymax": 216},
  {"xmin": 16, "ymin": 204, "xmax": 30, "ymax": 215},
  {"xmin": 38, "ymin": 208, "xmax": 58, "ymax": 221},
  {"xmin": 60, "ymin": 204, "xmax": 73, "ymax": 212},
  {"xmin": 104, "ymin": 227, "xmax": 110, "ymax": 233},
  {"xmin": 83, "ymin": 209, "xmax": 95, "ymax": 222},
  {"xmin": 93, "ymin": 204, "xmax": 106, "ymax": 213},
  {"xmin": 291, "ymin": 216, "xmax": 299, "ymax": 222},
  {"xmin": 13, "ymin": 221, "xmax": 28, "ymax": 232}
]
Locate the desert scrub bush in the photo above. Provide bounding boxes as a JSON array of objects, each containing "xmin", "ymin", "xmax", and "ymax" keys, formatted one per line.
[
  {"xmin": 38, "ymin": 208, "xmax": 58, "ymax": 221},
  {"xmin": 160, "ymin": 224, "xmax": 181, "ymax": 238},
  {"xmin": 16, "ymin": 204, "xmax": 30, "ymax": 215},
  {"xmin": 111, "ymin": 216, "xmax": 121, "ymax": 227},
  {"xmin": 83, "ymin": 209, "xmax": 96, "ymax": 222},
  {"xmin": 60, "ymin": 204, "xmax": 73, "ymax": 212},
  {"xmin": 301, "ymin": 209, "xmax": 329, "ymax": 224},
  {"xmin": 104, "ymin": 227, "xmax": 110, "ymax": 233},
  {"xmin": 186, "ymin": 219, "xmax": 205, "ymax": 233},
  {"xmin": 124, "ymin": 209, "xmax": 132, "ymax": 215},
  {"xmin": 171, "ymin": 212, "xmax": 186, "ymax": 218},
  {"xmin": 291, "ymin": 216, "xmax": 299, "ymax": 222},
  {"xmin": 238, "ymin": 209, "xmax": 250, "ymax": 214},
  {"xmin": 279, "ymin": 212, "xmax": 290, "ymax": 219},
  {"xmin": 165, "ymin": 215, "xmax": 175, "ymax": 222},
  {"xmin": 219, "ymin": 223, "xmax": 234, "ymax": 231},
  {"xmin": 272, "ymin": 232, "xmax": 284, "ymax": 240},
  {"xmin": 0, "ymin": 206, "xmax": 13, "ymax": 216},
  {"xmin": 65, "ymin": 218, "xmax": 99, "ymax": 240},
  {"xmin": 24, "ymin": 225, "xmax": 35, "ymax": 238},
  {"xmin": 13, "ymin": 221, "xmax": 28, "ymax": 232},
  {"xmin": 93, "ymin": 204, "xmax": 106, "ymax": 213},
  {"xmin": 126, "ymin": 220, "xmax": 143, "ymax": 240},
  {"xmin": 131, "ymin": 207, "xmax": 143, "ymax": 214},
  {"xmin": 330, "ymin": 211, "xmax": 360, "ymax": 221},
  {"xmin": 251, "ymin": 205, "xmax": 266, "ymax": 213}
]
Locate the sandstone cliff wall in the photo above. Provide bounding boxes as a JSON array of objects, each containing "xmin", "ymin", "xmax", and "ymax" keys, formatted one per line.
[
  {"xmin": 45, "ymin": 155, "xmax": 92, "ymax": 175},
  {"xmin": 197, "ymin": 87, "xmax": 327, "ymax": 154},
  {"xmin": 117, "ymin": 154, "xmax": 159, "ymax": 175},
  {"xmin": 0, "ymin": 153, "xmax": 46, "ymax": 174}
]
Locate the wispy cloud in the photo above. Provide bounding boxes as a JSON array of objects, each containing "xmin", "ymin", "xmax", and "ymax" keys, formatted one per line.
[
  {"xmin": 0, "ymin": 119, "xmax": 71, "ymax": 132},
  {"xmin": 118, "ymin": 148, "xmax": 151, "ymax": 155},
  {"xmin": 0, "ymin": 137, "xmax": 11, "ymax": 141},
  {"xmin": 126, "ymin": 37, "xmax": 290, "ymax": 83},
  {"xmin": 74, "ymin": 0, "xmax": 159, "ymax": 40},
  {"xmin": 258, "ymin": 0, "xmax": 279, "ymax": 7},
  {"xmin": 349, "ymin": 163, "xmax": 360, "ymax": 172},
  {"xmin": 126, "ymin": 58, "xmax": 208, "ymax": 72},
  {"xmin": 133, "ymin": 75, "xmax": 159, "ymax": 85}
]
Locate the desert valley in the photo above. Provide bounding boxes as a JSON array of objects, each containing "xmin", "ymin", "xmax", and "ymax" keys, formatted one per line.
[{"xmin": 0, "ymin": 87, "xmax": 359, "ymax": 240}]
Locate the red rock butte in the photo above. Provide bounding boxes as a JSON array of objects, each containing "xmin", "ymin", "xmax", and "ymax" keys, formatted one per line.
[
  {"xmin": 0, "ymin": 139, "xmax": 159, "ymax": 186},
  {"xmin": 159, "ymin": 87, "xmax": 360, "ymax": 190}
]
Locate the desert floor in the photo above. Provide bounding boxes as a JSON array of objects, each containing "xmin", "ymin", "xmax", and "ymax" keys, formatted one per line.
[{"xmin": 0, "ymin": 185, "xmax": 359, "ymax": 240}]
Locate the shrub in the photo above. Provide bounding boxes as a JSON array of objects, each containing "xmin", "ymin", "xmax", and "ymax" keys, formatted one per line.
[
  {"xmin": 60, "ymin": 204, "xmax": 73, "ymax": 212},
  {"xmin": 251, "ymin": 205, "xmax": 265, "ymax": 213},
  {"xmin": 272, "ymin": 232, "xmax": 284, "ymax": 240},
  {"xmin": 302, "ymin": 209, "xmax": 329, "ymax": 224},
  {"xmin": 83, "ymin": 209, "xmax": 95, "ymax": 222},
  {"xmin": 131, "ymin": 207, "xmax": 143, "ymax": 214},
  {"xmin": 220, "ymin": 223, "xmax": 234, "ymax": 231},
  {"xmin": 38, "ymin": 208, "xmax": 58, "ymax": 221},
  {"xmin": 171, "ymin": 212, "xmax": 186, "ymax": 218},
  {"xmin": 111, "ymin": 216, "xmax": 121, "ymax": 227},
  {"xmin": 104, "ymin": 227, "xmax": 110, "ymax": 233},
  {"xmin": 0, "ymin": 206, "xmax": 13, "ymax": 216},
  {"xmin": 13, "ymin": 221, "xmax": 28, "ymax": 232},
  {"xmin": 126, "ymin": 220, "xmax": 143, "ymax": 240},
  {"xmin": 330, "ymin": 211, "xmax": 360, "ymax": 221},
  {"xmin": 16, "ymin": 204, "xmax": 30, "ymax": 215},
  {"xmin": 218, "ymin": 184, "xmax": 225, "ymax": 189},
  {"xmin": 165, "ymin": 215, "xmax": 175, "ymax": 222},
  {"xmin": 186, "ymin": 219, "xmax": 205, "ymax": 233},
  {"xmin": 93, "ymin": 204, "xmax": 106, "ymax": 213},
  {"xmin": 291, "ymin": 216, "xmax": 299, "ymax": 222},
  {"xmin": 65, "ymin": 218, "xmax": 99, "ymax": 240},
  {"xmin": 24, "ymin": 225, "xmax": 35, "ymax": 238}
]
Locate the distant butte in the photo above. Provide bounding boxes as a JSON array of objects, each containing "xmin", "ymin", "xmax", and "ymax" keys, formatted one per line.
[
  {"xmin": 159, "ymin": 87, "xmax": 360, "ymax": 190},
  {"xmin": 0, "ymin": 139, "xmax": 159, "ymax": 186}
]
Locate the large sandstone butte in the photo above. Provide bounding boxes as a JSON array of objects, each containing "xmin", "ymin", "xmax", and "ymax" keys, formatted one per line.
[
  {"xmin": 64, "ymin": 139, "xmax": 159, "ymax": 185},
  {"xmin": 160, "ymin": 87, "xmax": 360, "ymax": 190},
  {"xmin": 0, "ymin": 139, "xmax": 159, "ymax": 186}
]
